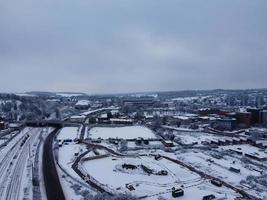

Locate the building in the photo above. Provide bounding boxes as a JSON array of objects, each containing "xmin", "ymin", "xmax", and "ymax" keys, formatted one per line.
[
  {"xmin": 240, "ymin": 94, "xmax": 249, "ymax": 106},
  {"xmin": 154, "ymin": 154, "xmax": 162, "ymax": 160},
  {"xmin": 245, "ymin": 153, "xmax": 267, "ymax": 161},
  {"xmin": 226, "ymin": 95, "xmax": 236, "ymax": 106},
  {"xmin": 198, "ymin": 108, "xmax": 220, "ymax": 116},
  {"xmin": 0, "ymin": 116, "xmax": 5, "ymax": 130},
  {"xmin": 172, "ymin": 188, "xmax": 184, "ymax": 198},
  {"xmin": 255, "ymin": 95, "xmax": 265, "ymax": 108},
  {"xmin": 203, "ymin": 194, "xmax": 216, "ymax": 200},
  {"xmin": 156, "ymin": 170, "xmax": 168, "ymax": 176},
  {"xmin": 261, "ymin": 110, "xmax": 267, "ymax": 126},
  {"xmin": 248, "ymin": 128, "xmax": 266, "ymax": 140},
  {"xmin": 123, "ymin": 98, "xmax": 155, "ymax": 107},
  {"xmin": 162, "ymin": 140, "xmax": 174, "ymax": 147},
  {"xmin": 236, "ymin": 112, "xmax": 251, "ymax": 128},
  {"xmin": 0, "ymin": 121, "xmax": 5, "ymax": 130},
  {"xmin": 214, "ymin": 118, "xmax": 236, "ymax": 131},
  {"xmin": 110, "ymin": 118, "xmax": 134, "ymax": 125},
  {"xmin": 75, "ymin": 100, "xmax": 90, "ymax": 110},
  {"xmin": 232, "ymin": 137, "xmax": 241, "ymax": 144},
  {"xmin": 135, "ymin": 137, "xmax": 143, "ymax": 145},
  {"xmin": 229, "ymin": 167, "xmax": 240, "ymax": 173},
  {"xmin": 211, "ymin": 179, "xmax": 222, "ymax": 187},
  {"xmin": 255, "ymin": 140, "xmax": 267, "ymax": 149},
  {"xmin": 122, "ymin": 164, "xmax": 137, "ymax": 170},
  {"xmin": 69, "ymin": 115, "xmax": 86, "ymax": 123},
  {"xmin": 172, "ymin": 115, "xmax": 192, "ymax": 126},
  {"xmin": 247, "ymin": 108, "xmax": 262, "ymax": 125}
]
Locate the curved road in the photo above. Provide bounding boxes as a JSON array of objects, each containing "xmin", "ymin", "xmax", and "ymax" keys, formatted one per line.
[{"xmin": 43, "ymin": 128, "xmax": 65, "ymax": 200}]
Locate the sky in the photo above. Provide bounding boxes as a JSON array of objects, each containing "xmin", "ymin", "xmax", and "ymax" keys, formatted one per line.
[{"xmin": 0, "ymin": 0, "xmax": 267, "ymax": 94}]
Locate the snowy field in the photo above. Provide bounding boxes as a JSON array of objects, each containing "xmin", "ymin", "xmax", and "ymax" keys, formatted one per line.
[
  {"xmin": 57, "ymin": 127, "xmax": 80, "ymax": 140},
  {"xmin": 57, "ymin": 144, "xmax": 86, "ymax": 178},
  {"xmin": 174, "ymin": 131, "xmax": 232, "ymax": 145},
  {"xmin": 89, "ymin": 126, "xmax": 156, "ymax": 139},
  {"xmin": 220, "ymin": 144, "xmax": 267, "ymax": 159},
  {"xmin": 81, "ymin": 155, "xmax": 239, "ymax": 199},
  {"xmin": 176, "ymin": 150, "xmax": 266, "ymax": 198},
  {"xmin": 56, "ymin": 142, "xmax": 90, "ymax": 200}
]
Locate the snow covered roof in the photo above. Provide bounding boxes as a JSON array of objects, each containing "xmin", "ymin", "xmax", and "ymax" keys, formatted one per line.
[
  {"xmin": 255, "ymin": 140, "xmax": 267, "ymax": 146},
  {"xmin": 75, "ymin": 100, "xmax": 90, "ymax": 106},
  {"xmin": 70, "ymin": 115, "xmax": 86, "ymax": 119},
  {"xmin": 57, "ymin": 93, "xmax": 85, "ymax": 97},
  {"xmin": 173, "ymin": 116, "xmax": 190, "ymax": 120},
  {"xmin": 110, "ymin": 118, "xmax": 133, "ymax": 122},
  {"xmin": 163, "ymin": 140, "xmax": 173, "ymax": 144}
]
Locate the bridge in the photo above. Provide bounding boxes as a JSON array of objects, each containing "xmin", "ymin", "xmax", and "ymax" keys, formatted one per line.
[{"xmin": 25, "ymin": 120, "xmax": 81, "ymax": 128}]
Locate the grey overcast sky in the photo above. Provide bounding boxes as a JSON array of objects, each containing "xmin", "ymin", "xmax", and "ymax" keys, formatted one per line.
[{"xmin": 0, "ymin": 0, "xmax": 267, "ymax": 94}]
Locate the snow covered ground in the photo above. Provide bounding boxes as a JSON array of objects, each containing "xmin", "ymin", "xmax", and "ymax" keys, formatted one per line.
[
  {"xmin": 56, "ymin": 143, "xmax": 91, "ymax": 199},
  {"xmin": 57, "ymin": 127, "xmax": 80, "ymax": 141},
  {"xmin": 176, "ymin": 149, "xmax": 266, "ymax": 198},
  {"xmin": 55, "ymin": 125, "xmax": 266, "ymax": 199},
  {"xmin": 173, "ymin": 131, "xmax": 232, "ymax": 145},
  {"xmin": 81, "ymin": 155, "xmax": 192, "ymax": 197},
  {"xmin": 220, "ymin": 144, "xmax": 267, "ymax": 160},
  {"xmin": 89, "ymin": 126, "xmax": 156, "ymax": 140},
  {"xmin": 57, "ymin": 143, "xmax": 87, "ymax": 179},
  {"xmin": 81, "ymin": 155, "xmax": 240, "ymax": 199},
  {"xmin": 151, "ymin": 182, "xmax": 238, "ymax": 200},
  {"xmin": 56, "ymin": 132, "xmax": 95, "ymax": 200}
]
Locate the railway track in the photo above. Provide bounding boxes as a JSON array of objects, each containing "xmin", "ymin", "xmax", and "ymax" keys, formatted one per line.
[
  {"xmin": 0, "ymin": 128, "xmax": 41, "ymax": 200},
  {"xmin": 0, "ymin": 128, "xmax": 34, "ymax": 197},
  {"xmin": 5, "ymin": 144, "xmax": 29, "ymax": 200}
]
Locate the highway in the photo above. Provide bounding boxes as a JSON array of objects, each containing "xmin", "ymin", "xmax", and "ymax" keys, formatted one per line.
[{"xmin": 43, "ymin": 127, "xmax": 65, "ymax": 200}]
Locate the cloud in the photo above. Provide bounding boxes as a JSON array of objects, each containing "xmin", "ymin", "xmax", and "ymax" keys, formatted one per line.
[{"xmin": 0, "ymin": 0, "xmax": 266, "ymax": 93}]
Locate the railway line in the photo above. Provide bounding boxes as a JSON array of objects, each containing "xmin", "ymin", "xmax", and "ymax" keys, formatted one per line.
[
  {"xmin": 0, "ymin": 128, "xmax": 33, "ymax": 197},
  {"xmin": 0, "ymin": 128, "xmax": 43, "ymax": 200}
]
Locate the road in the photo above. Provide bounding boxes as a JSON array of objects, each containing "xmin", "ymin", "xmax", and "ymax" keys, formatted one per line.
[
  {"xmin": 71, "ymin": 150, "xmax": 110, "ymax": 194},
  {"xmin": 43, "ymin": 128, "xmax": 65, "ymax": 200}
]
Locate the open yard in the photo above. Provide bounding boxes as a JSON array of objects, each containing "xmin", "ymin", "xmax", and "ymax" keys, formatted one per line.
[
  {"xmin": 57, "ymin": 127, "xmax": 80, "ymax": 141},
  {"xmin": 80, "ymin": 154, "xmax": 240, "ymax": 199},
  {"xmin": 89, "ymin": 126, "xmax": 156, "ymax": 140}
]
